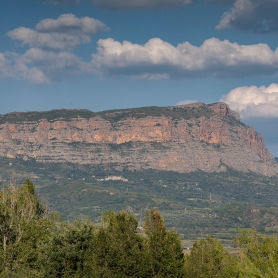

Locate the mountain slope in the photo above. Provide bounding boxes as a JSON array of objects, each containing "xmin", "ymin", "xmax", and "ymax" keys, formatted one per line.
[{"xmin": 0, "ymin": 102, "xmax": 276, "ymax": 176}]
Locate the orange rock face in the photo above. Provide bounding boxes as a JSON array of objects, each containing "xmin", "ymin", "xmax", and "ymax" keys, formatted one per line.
[{"xmin": 0, "ymin": 103, "xmax": 276, "ymax": 175}]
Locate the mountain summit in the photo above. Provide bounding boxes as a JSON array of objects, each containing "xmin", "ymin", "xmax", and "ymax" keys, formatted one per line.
[{"xmin": 0, "ymin": 102, "xmax": 277, "ymax": 176}]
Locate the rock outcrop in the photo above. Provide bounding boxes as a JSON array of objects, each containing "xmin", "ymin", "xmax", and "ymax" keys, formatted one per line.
[{"xmin": 0, "ymin": 102, "xmax": 277, "ymax": 176}]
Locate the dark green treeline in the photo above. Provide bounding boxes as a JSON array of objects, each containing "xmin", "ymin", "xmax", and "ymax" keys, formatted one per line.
[{"xmin": 1, "ymin": 181, "xmax": 278, "ymax": 277}]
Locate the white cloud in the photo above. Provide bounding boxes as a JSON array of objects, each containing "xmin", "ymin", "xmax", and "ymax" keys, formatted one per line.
[
  {"xmin": 8, "ymin": 14, "xmax": 107, "ymax": 51},
  {"xmin": 216, "ymin": 0, "xmax": 278, "ymax": 33},
  {"xmin": 21, "ymin": 48, "xmax": 90, "ymax": 83},
  {"xmin": 5, "ymin": 14, "xmax": 106, "ymax": 83},
  {"xmin": 221, "ymin": 84, "xmax": 278, "ymax": 118},
  {"xmin": 91, "ymin": 37, "xmax": 278, "ymax": 79},
  {"xmin": 176, "ymin": 100, "xmax": 198, "ymax": 105},
  {"xmin": 1, "ymin": 48, "xmax": 89, "ymax": 84},
  {"xmin": 4, "ymin": 34, "xmax": 278, "ymax": 84},
  {"xmin": 91, "ymin": 0, "xmax": 194, "ymax": 10},
  {"xmin": 35, "ymin": 14, "xmax": 107, "ymax": 34}
]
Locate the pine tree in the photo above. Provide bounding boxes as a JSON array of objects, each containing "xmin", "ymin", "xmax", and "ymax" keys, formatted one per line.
[
  {"xmin": 94, "ymin": 211, "xmax": 152, "ymax": 278},
  {"xmin": 144, "ymin": 209, "xmax": 185, "ymax": 278}
]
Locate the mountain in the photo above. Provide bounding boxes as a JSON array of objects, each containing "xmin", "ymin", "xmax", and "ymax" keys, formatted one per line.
[
  {"xmin": 0, "ymin": 102, "xmax": 277, "ymax": 176},
  {"xmin": 1, "ymin": 103, "xmax": 278, "ymax": 243}
]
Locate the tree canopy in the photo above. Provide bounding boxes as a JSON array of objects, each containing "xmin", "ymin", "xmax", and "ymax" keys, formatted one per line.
[{"xmin": 2, "ymin": 180, "xmax": 278, "ymax": 277}]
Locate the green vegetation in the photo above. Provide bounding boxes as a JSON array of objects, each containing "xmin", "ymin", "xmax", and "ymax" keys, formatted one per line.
[
  {"xmin": 0, "ymin": 183, "xmax": 185, "ymax": 277},
  {"xmin": 0, "ymin": 109, "xmax": 96, "ymax": 124},
  {"xmin": 3, "ymin": 182, "xmax": 278, "ymax": 277},
  {"xmin": 184, "ymin": 237, "xmax": 240, "ymax": 277},
  {"xmin": 0, "ymin": 180, "xmax": 57, "ymax": 276},
  {"xmin": 0, "ymin": 104, "xmax": 240, "ymax": 124},
  {"xmin": 98, "ymin": 105, "xmax": 214, "ymax": 122},
  {"xmin": 1, "ymin": 157, "xmax": 278, "ymax": 247}
]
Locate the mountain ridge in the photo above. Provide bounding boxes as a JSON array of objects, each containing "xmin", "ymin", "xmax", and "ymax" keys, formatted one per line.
[
  {"xmin": 0, "ymin": 102, "xmax": 235, "ymax": 123},
  {"xmin": 0, "ymin": 102, "xmax": 277, "ymax": 176}
]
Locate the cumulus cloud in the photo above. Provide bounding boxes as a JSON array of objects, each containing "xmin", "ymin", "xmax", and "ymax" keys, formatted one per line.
[
  {"xmin": 91, "ymin": 37, "xmax": 278, "ymax": 79},
  {"xmin": 8, "ymin": 14, "xmax": 107, "ymax": 51},
  {"xmin": 216, "ymin": 0, "xmax": 278, "ymax": 33},
  {"xmin": 91, "ymin": 0, "xmax": 194, "ymax": 11},
  {"xmin": 221, "ymin": 84, "xmax": 278, "ymax": 118},
  {"xmin": 21, "ymin": 48, "xmax": 90, "ymax": 83},
  {"xmin": 4, "ymin": 35, "xmax": 278, "ymax": 84},
  {"xmin": 1, "ymin": 48, "xmax": 89, "ymax": 84}
]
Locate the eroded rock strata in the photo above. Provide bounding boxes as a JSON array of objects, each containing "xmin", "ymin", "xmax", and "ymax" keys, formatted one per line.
[{"xmin": 0, "ymin": 102, "xmax": 276, "ymax": 176}]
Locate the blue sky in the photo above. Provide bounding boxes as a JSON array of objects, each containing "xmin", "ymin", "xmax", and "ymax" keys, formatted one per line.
[{"xmin": 1, "ymin": 0, "xmax": 278, "ymax": 155}]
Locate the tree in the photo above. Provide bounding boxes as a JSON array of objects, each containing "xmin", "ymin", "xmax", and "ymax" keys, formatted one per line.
[
  {"xmin": 235, "ymin": 230, "xmax": 278, "ymax": 277},
  {"xmin": 0, "ymin": 179, "xmax": 55, "ymax": 275},
  {"xmin": 42, "ymin": 219, "xmax": 96, "ymax": 278},
  {"xmin": 143, "ymin": 209, "xmax": 185, "ymax": 278},
  {"xmin": 94, "ymin": 211, "xmax": 152, "ymax": 278},
  {"xmin": 184, "ymin": 237, "xmax": 240, "ymax": 278}
]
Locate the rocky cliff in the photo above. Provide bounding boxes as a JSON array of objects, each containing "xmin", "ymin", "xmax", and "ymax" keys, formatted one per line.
[{"xmin": 0, "ymin": 102, "xmax": 277, "ymax": 176}]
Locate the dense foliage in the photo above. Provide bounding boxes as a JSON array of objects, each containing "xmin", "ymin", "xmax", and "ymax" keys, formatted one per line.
[{"xmin": 2, "ymin": 182, "xmax": 278, "ymax": 277}]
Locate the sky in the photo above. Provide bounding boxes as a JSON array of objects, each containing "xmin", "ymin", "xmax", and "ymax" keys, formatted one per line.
[{"xmin": 1, "ymin": 0, "xmax": 278, "ymax": 155}]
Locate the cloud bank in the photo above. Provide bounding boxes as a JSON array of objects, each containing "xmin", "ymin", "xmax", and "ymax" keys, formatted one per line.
[
  {"xmin": 216, "ymin": 0, "xmax": 278, "ymax": 33},
  {"xmin": 3, "ymin": 36, "xmax": 278, "ymax": 84},
  {"xmin": 3, "ymin": 11, "xmax": 278, "ymax": 87},
  {"xmin": 8, "ymin": 14, "xmax": 107, "ymax": 51},
  {"xmin": 91, "ymin": 37, "xmax": 278, "ymax": 79},
  {"xmin": 221, "ymin": 84, "xmax": 278, "ymax": 118}
]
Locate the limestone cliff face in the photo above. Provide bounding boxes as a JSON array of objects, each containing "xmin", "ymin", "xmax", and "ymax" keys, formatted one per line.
[{"xmin": 0, "ymin": 102, "xmax": 277, "ymax": 176}]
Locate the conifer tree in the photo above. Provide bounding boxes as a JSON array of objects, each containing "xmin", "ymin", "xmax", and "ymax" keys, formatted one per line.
[
  {"xmin": 94, "ymin": 211, "xmax": 152, "ymax": 278},
  {"xmin": 144, "ymin": 209, "xmax": 185, "ymax": 278}
]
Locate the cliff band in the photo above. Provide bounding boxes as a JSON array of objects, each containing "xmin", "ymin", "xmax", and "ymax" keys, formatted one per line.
[{"xmin": 0, "ymin": 102, "xmax": 277, "ymax": 176}]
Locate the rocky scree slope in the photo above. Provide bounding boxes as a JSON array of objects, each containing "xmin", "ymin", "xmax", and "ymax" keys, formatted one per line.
[{"xmin": 0, "ymin": 102, "xmax": 276, "ymax": 176}]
